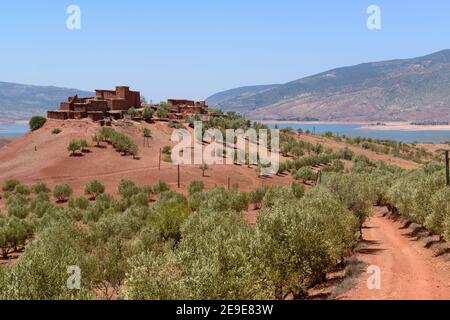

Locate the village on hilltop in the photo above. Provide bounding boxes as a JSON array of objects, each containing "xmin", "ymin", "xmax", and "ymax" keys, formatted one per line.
[{"xmin": 47, "ymin": 85, "xmax": 220, "ymax": 125}]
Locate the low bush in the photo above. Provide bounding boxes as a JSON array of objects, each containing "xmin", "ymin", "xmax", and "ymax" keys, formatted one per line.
[
  {"xmin": 293, "ymin": 167, "xmax": 317, "ymax": 182},
  {"xmin": 69, "ymin": 196, "xmax": 90, "ymax": 210},
  {"xmin": 118, "ymin": 180, "xmax": 139, "ymax": 199},
  {"xmin": 188, "ymin": 180, "xmax": 204, "ymax": 195},
  {"xmin": 84, "ymin": 180, "xmax": 106, "ymax": 200},
  {"xmin": 3, "ymin": 179, "xmax": 21, "ymax": 192},
  {"xmin": 31, "ymin": 182, "xmax": 50, "ymax": 194},
  {"xmin": 29, "ymin": 116, "xmax": 46, "ymax": 131},
  {"xmin": 153, "ymin": 180, "xmax": 170, "ymax": 194},
  {"xmin": 52, "ymin": 184, "xmax": 73, "ymax": 203}
]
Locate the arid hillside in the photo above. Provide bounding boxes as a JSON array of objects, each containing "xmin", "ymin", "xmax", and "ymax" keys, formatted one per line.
[
  {"xmin": 0, "ymin": 119, "xmax": 291, "ymax": 199},
  {"xmin": 207, "ymin": 50, "xmax": 450, "ymax": 121},
  {"xmin": 0, "ymin": 118, "xmax": 425, "ymax": 198}
]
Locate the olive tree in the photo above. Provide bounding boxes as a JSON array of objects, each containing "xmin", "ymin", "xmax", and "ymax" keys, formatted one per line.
[
  {"xmin": 53, "ymin": 184, "xmax": 73, "ymax": 203},
  {"xmin": 68, "ymin": 140, "xmax": 81, "ymax": 156},
  {"xmin": 188, "ymin": 180, "xmax": 204, "ymax": 196},
  {"xmin": 31, "ymin": 182, "xmax": 50, "ymax": 194},
  {"xmin": 0, "ymin": 216, "xmax": 29, "ymax": 259},
  {"xmin": 84, "ymin": 180, "xmax": 106, "ymax": 200}
]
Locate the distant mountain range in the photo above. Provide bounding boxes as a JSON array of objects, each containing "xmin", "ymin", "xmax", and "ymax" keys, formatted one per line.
[
  {"xmin": 206, "ymin": 50, "xmax": 450, "ymax": 121},
  {"xmin": 0, "ymin": 82, "xmax": 93, "ymax": 122}
]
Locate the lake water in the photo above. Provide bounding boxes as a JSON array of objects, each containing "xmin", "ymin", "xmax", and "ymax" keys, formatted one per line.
[
  {"xmin": 267, "ymin": 123, "xmax": 450, "ymax": 143},
  {"xmin": 1, "ymin": 121, "xmax": 450, "ymax": 143},
  {"xmin": 0, "ymin": 123, "xmax": 29, "ymax": 137}
]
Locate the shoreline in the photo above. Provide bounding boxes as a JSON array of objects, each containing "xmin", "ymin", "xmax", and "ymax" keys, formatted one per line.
[
  {"xmin": 257, "ymin": 120, "xmax": 368, "ymax": 125},
  {"xmin": 359, "ymin": 123, "xmax": 450, "ymax": 131},
  {"xmin": 256, "ymin": 120, "xmax": 450, "ymax": 132}
]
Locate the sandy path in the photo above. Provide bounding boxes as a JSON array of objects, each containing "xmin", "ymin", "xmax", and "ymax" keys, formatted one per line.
[{"xmin": 340, "ymin": 208, "xmax": 450, "ymax": 300}]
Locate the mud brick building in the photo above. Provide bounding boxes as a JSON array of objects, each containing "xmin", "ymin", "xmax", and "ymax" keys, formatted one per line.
[
  {"xmin": 167, "ymin": 99, "xmax": 208, "ymax": 115},
  {"xmin": 47, "ymin": 86, "xmax": 141, "ymax": 121}
]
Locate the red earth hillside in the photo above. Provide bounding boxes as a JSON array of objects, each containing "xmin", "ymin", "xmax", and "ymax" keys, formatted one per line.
[{"xmin": 0, "ymin": 119, "xmax": 291, "ymax": 202}]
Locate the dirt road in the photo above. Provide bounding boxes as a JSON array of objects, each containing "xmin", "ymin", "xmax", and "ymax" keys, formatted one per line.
[{"xmin": 340, "ymin": 208, "xmax": 450, "ymax": 300}]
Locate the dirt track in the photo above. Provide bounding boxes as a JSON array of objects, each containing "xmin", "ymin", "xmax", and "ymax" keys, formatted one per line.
[{"xmin": 340, "ymin": 208, "xmax": 450, "ymax": 300}]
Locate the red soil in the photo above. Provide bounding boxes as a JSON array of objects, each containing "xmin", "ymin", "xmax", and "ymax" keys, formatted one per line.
[
  {"xmin": 339, "ymin": 208, "xmax": 450, "ymax": 300},
  {"xmin": 0, "ymin": 138, "xmax": 13, "ymax": 149},
  {"xmin": 0, "ymin": 119, "xmax": 291, "ymax": 204}
]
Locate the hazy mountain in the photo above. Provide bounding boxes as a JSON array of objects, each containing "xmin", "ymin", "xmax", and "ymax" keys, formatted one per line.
[
  {"xmin": 206, "ymin": 50, "xmax": 450, "ymax": 121},
  {"xmin": 0, "ymin": 82, "xmax": 93, "ymax": 122}
]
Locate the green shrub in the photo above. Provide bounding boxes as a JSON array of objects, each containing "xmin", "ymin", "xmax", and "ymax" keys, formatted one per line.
[
  {"xmin": 3, "ymin": 179, "xmax": 21, "ymax": 192},
  {"xmin": 322, "ymin": 160, "xmax": 344, "ymax": 173},
  {"xmin": 130, "ymin": 193, "xmax": 150, "ymax": 207},
  {"xmin": 84, "ymin": 180, "xmax": 106, "ymax": 200},
  {"xmin": 153, "ymin": 180, "xmax": 170, "ymax": 194},
  {"xmin": 254, "ymin": 189, "xmax": 358, "ymax": 298},
  {"xmin": 118, "ymin": 180, "xmax": 139, "ymax": 199},
  {"xmin": 150, "ymin": 201, "xmax": 190, "ymax": 243},
  {"xmin": 323, "ymin": 173, "xmax": 375, "ymax": 225},
  {"xmin": 291, "ymin": 182, "xmax": 305, "ymax": 199},
  {"xmin": 162, "ymin": 154, "xmax": 172, "ymax": 163},
  {"xmin": 199, "ymin": 164, "xmax": 208, "ymax": 177},
  {"xmin": 29, "ymin": 193, "xmax": 51, "ymax": 218},
  {"xmin": 7, "ymin": 194, "xmax": 29, "ymax": 219},
  {"xmin": 262, "ymin": 186, "xmax": 294, "ymax": 209},
  {"xmin": 83, "ymin": 201, "xmax": 110, "ymax": 223},
  {"xmin": 95, "ymin": 193, "xmax": 114, "ymax": 204},
  {"xmin": 68, "ymin": 140, "xmax": 81, "ymax": 156},
  {"xmin": 143, "ymin": 108, "xmax": 154, "ymax": 121},
  {"xmin": 29, "ymin": 192, "xmax": 50, "ymax": 211},
  {"xmin": 248, "ymin": 187, "xmax": 268, "ymax": 209},
  {"xmin": 13, "ymin": 184, "xmax": 31, "ymax": 196},
  {"xmin": 0, "ymin": 222, "xmax": 92, "ymax": 299},
  {"xmin": 52, "ymin": 184, "xmax": 73, "ymax": 202},
  {"xmin": 156, "ymin": 104, "xmax": 170, "ymax": 118},
  {"xmin": 228, "ymin": 192, "xmax": 249, "ymax": 212},
  {"xmin": 293, "ymin": 167, "xmax": 317, "ymax": 182},
  {"xmin": 444, "ymin": 215, "xmax": 450, "ymax": 242},
  {"xmin": 69, "ymin": 196, "xmax": 90, "ymax": 210},
  {"xmin": 101, "ymin": 128, "xmax": 139, "ymax": 157},
  {"xmin": 0, "ymin": 216, "xmax": 29, "ymax": 259},
  {"xmin": 157, "ymin": 191, "xmax": 187, "ymax": 206},
  {"xmin": 52, "ymin": 128, "xmax": 62, "ymax": 135},
  {"xmin": 29, "ymin": 116, "xmax": 46, "ymax": 131},
  {"xmin": 142, "ymin": 128, "xmax": 152, "ymax": 138},
  {"xmin": 188, "ymin": 180, "xmax": 204, "ymax": 195},
  {"xmin": 127, "ymin": 107, "xmax": 139, "ymax": 118},
  {"xmin": 92, "ymin": 133, "xmax": 104, "ymax": 147},
  {"xmin": 335, "ymin": 147, "xmax": 354, "ymax": 161},
  {"xmin": 31, "ymin": 182, "xmax": 50, "ymax": 194},
  {"xmin": 79, "ymin": 139, "xmax": 89, "ymax": 152},
  {"xmin": 387, "ymin": 170, "xmax": 444, "ymax": 225},
  {"xmin": 127, "ymin": 208, "xmax": 255, "ymax": 300}
]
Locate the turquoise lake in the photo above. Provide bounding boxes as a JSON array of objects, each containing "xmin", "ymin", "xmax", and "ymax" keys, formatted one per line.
[
  {"xmin": 2, "ymin": 122, "xmax": 450, "ymax": 143},
  {"xmin": 267, "ymin": 123, "xmax": 450, "ymax": 143}
]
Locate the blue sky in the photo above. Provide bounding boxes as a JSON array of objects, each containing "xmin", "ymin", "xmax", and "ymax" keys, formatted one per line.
[{"xmin": 1, "ymin": 0, "xmax": 450, "ymax": 101}]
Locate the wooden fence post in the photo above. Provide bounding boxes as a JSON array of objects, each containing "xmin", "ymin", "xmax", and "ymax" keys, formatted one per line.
[
  {"xmin": 445, "ymin": 150, "xmax": 449, "ymax": 186},
  {"xmin": 159, "ymin": 148, "xmax": 162, "ymax": 171}
]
